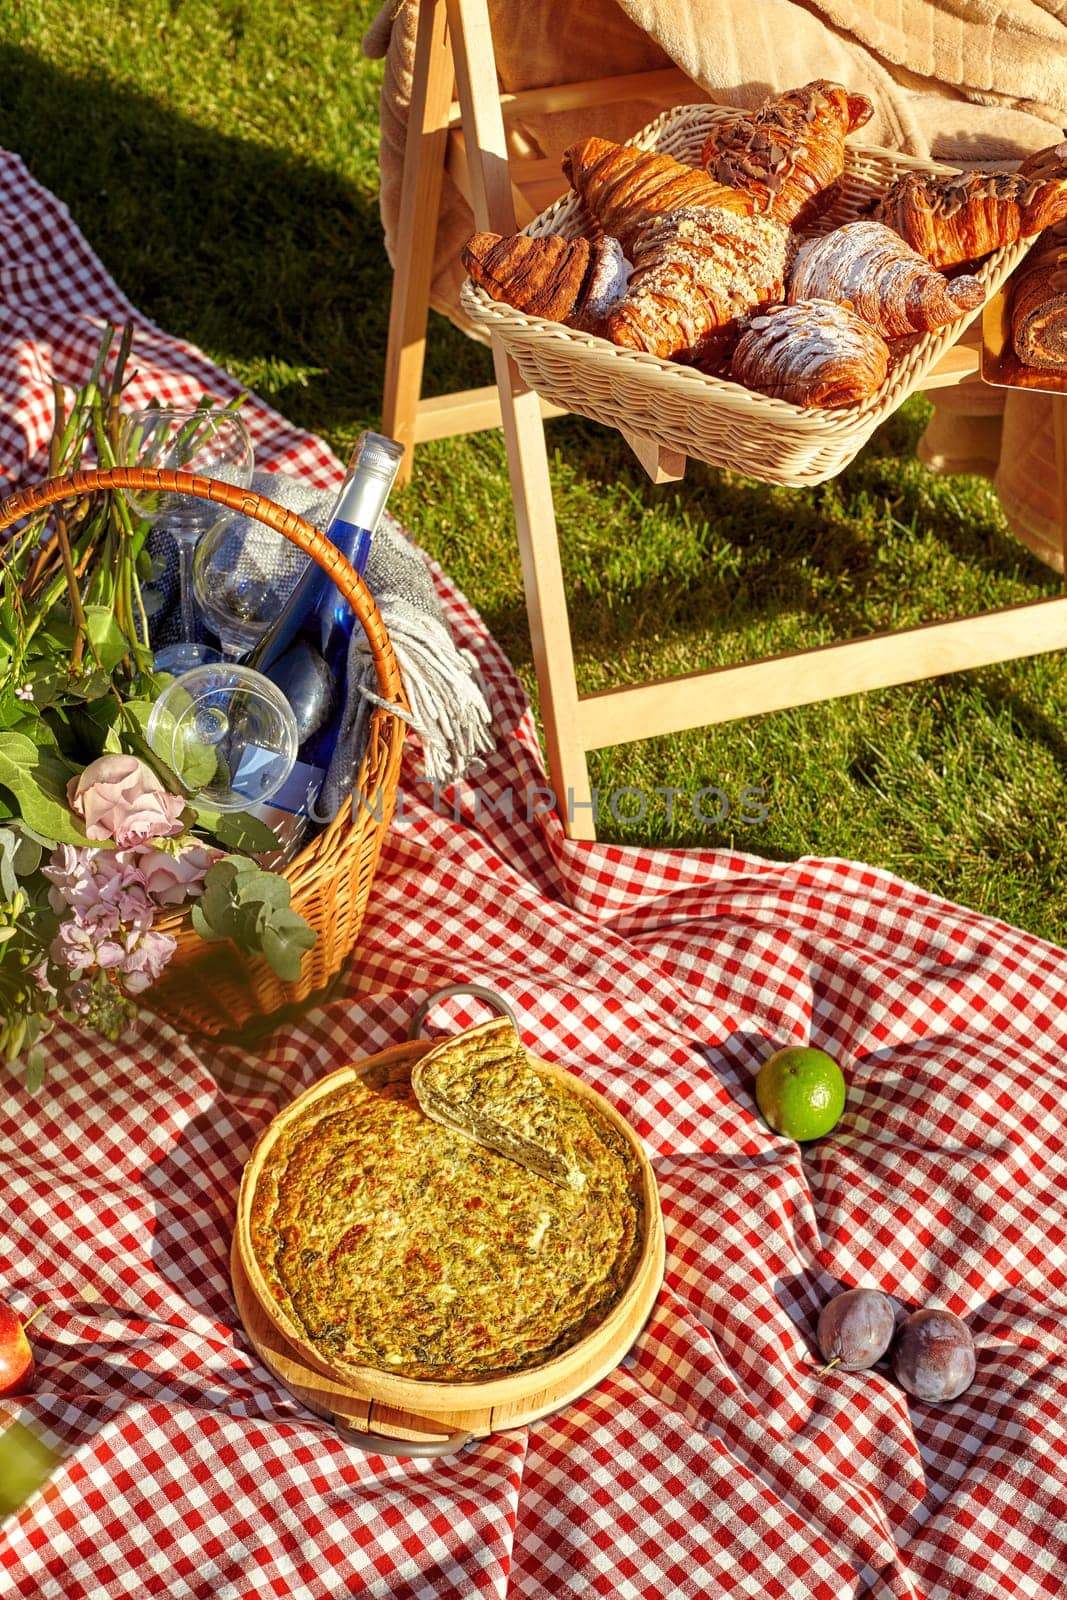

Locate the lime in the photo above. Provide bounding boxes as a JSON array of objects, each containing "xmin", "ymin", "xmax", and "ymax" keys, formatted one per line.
[{"xmin": 754, "ymin": 1046, "xmax": 846, "ymax": 1141}]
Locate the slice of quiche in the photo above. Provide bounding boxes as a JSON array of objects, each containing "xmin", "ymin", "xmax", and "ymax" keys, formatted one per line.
[{"xmin": 411, "ymin": 1017, "xmax": 587, "ymax": 1191}]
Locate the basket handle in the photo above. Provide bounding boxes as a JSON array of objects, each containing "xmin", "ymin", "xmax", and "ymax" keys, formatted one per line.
[{"xmin": 0, "ymin": 466, "xmax": 407, "ymax": 710}]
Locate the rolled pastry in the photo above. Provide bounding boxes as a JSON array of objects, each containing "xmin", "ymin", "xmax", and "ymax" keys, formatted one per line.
[{"xmin": 1011, "ymin": 235, "xmax": 1067, "ymax": 369}]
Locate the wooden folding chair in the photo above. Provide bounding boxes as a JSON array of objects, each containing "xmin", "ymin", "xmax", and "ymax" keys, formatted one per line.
[{"xmin": 382, "ymin": 0, "xmax": 1067, "ymax": 841}]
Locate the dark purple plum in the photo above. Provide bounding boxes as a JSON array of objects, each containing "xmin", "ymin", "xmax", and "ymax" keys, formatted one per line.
[
  {"xmin": 892, "ymin": 1308, "xmax": 975, "ymax": 1402},
  {"xmin": 816, "ymin": 1288, "xmax": 896, "ymax": 1372}
]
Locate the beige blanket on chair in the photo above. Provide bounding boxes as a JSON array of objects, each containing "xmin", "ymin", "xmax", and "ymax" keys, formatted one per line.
[{"xmin": 368, "ymin": 0, "xmax": 1067, "ymax": 560}]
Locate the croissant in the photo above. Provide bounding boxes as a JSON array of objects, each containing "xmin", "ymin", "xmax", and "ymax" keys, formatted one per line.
[
  {"xmin": 700, "ymin": 79, "xmax": 874, "ymax": 225},
  {"xmin": 1017, "ymin": 139, "xmax": 1067, "ymax": 185},
  {"xmin": 788, "ymin": 220, "xmax": 984, "ymax": 337},
  {"xmin": 1010, "ymin": 234, "xmax": 1067, "ymax": 370},
  {"xmin": 730, "ymin": 300, "xmax": 890, "ymax": 409},
  {"xmin": 874, "ymin": 158, "xmax": 1067, "ymax": 269},
  {"xmin": 461, "ymin": 230, "xmax": 632, "ymax": 331},
  {"xmin": 561, "ymin": 136, "xmax": 755, "ymax": 254},
  {"xmin": 605, "ymin": 206, "xmax": 793, "ymax": 363}
]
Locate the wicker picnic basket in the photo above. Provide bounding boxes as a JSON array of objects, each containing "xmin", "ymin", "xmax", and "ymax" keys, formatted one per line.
[
  {"xmin": 459, "ymin": 103, "xmax": 1035, "ymax": 487},
  {"xmin": 0, "ymin": 466, "xmax": 408, "ymax": 1039}
]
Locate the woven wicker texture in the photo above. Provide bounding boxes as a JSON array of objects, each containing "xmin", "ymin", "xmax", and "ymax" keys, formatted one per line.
[
  {"xmin": 0, "ymin": 467, "xmax": 408, "ymax": 1037},
  {"xmin": 460, "ymin": 104, "xmax": 1034, "ymax": 486}
]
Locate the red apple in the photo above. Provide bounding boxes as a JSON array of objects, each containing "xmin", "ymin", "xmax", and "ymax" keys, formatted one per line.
[{"xmin": 0, "ymin": 1301, "xmax": 40, "ymax": 1397}]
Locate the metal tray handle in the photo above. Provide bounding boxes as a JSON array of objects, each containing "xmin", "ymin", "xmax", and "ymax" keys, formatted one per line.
[
  {"xmin": 409, "ymin": 982, "xmax": 519, "ymax": 1041},
  {"xmin": 333, "ymin": 1417, "xmax": 474, "ymax": 1458}
]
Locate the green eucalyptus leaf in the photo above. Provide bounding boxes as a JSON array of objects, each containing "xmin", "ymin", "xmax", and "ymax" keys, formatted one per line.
[
  {"xmin": 190, "ymin": 856, "xmax": 315, "ymax": 978},
  {"xmin": 191, "ymin": 807, "xmax": 280, "ymax": 855},
  {"xmin": 9, "ymin": 826, "xmax": 45, "ymax": 877},
  {"xmin": 259, "ymin": 922, "xmax": 315, "ymax": 983},
  {"xmin": 0, "ymin": 830, "xmax": 19, "ymax": 901},
  {"xmin": 236, "ymin": 871, "xmax": 291, "ymax": 911},
  {"xmin": 190, "ymin": 901, "xmax": 225, "ymax": 943},
  {"xmin": 10, "ymin": 817, "xmax": 58, "ymax": 850}
]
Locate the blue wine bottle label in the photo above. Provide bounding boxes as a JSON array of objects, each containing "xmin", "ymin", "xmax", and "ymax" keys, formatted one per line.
[
  {"xmin": 247, "ymin": 756, "xmax": 328, "ymax": 867},
  {"xmin": 251, "ymin": 756, "xmax": 326, "ymax": 817},
  {"xmin": 230, "ymin": 743, "xmax": 296, "ymax": 806}
]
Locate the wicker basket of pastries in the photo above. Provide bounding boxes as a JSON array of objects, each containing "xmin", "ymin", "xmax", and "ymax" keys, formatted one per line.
[{"xmin": 459, "ymin": 81, "xmax": 1067, "ymax": 486}]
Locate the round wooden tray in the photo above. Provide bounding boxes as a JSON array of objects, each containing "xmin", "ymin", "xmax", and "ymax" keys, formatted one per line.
[{"xmin": 233, "ymin": 1039, "xmax": 665, "ymax": 1452}]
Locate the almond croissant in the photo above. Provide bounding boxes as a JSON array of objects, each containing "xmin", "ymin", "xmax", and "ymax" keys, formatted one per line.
[
  {"xmin": 700, "ymin": 79, "xmax": 874, "ymax": 225},
  {"xmin": 461, "ymin": 230, "xmax": 632, "ymax": 331},
  {"xmin": 731, "ymin": 300, "xmax": 890, "ymax": 409},
  {"xmin": 561, "ymin": 136, "xmax": 755, "ymax": 254},
  {"xmin": 788, "ymin": 220, "xmax": 984, "ymax": 337},
  {"xmin": 606, "ymin": 206, "xmax": 793, "ymax": 363},
  {"xmin": 873, "ymin": 155, "xmax": 1067, "ymax": 269}
]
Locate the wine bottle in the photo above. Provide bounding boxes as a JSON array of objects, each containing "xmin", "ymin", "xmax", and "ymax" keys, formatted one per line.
[{"xmin": 247, "ymin": 430, "xmax": 404, "ymax": 862}]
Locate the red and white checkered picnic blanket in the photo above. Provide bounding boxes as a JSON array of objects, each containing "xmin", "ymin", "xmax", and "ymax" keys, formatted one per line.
[{"xmin": 2, "ymin": 149, "xmax": 1066, "ymax": 1600}]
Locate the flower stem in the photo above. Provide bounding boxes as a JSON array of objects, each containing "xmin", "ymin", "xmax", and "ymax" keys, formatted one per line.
[{"xmin": 53, "ymin": 510, "xmax": 88, "ymax": 674}]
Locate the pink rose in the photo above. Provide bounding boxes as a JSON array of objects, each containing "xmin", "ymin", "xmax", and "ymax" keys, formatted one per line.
[
  {"xmin": 67, "ymin": 756, "xmax": 186, "ymax": 848},
  {"xmin": 135, "ymin": 843, "xmax": 222, "ymax": 907}
]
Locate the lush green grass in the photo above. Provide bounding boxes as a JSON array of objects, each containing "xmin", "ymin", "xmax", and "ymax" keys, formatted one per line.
[{"xmin": 3, "ymin": 1, "xmax": 1066, "ymax": 941}]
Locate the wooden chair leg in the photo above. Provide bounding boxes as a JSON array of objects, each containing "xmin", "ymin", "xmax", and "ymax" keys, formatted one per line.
[
  {"xmin": 494, "ymin": 354, "xmax": 598, "ymax": 839},
  {"xmin": 1055, "ymin": 396, "xmax": 1067, "ymax": 583},
  {"xmin": 446, "ymin": 0, "xmax": 595, "ymax": 839},
  {"xmin": 381, "ymin": 0, "xmax": 454, "ymax": 487}
]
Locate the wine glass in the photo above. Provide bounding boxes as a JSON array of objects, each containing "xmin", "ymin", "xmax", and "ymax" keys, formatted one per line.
[
  {"xmin": 192, "ymin": 515, "xmax": 305, "ymax": 662},
  {"xmin": 146, "ymin": 663, "xmax": 298, "ymax": 813},
  {"xmin": 119, "ymin": 406, "xmax": 255, "ymax": 674}
]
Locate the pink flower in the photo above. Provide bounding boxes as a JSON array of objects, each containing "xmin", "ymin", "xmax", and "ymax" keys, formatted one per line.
[
  {"xmin": 118, "ymin": 929, "xmax": 177, "ymax": 994},
  {"xmin": 50, "ymin": 920, "xmax": 110, "ymax": 978},
  {"xmin": 136, "ymin": 843, "xmax": 221, "ymax": 907},
  {"xmin": 49, "ymin": 907, "xmax": 177, "ymax": 996},
  {"xmin": 42, "ymin": 844, "xmax": 94, "ymax": 913},
  {"xmin": 43, "ymin": 846, "xmax": 154, "ymax": 934},
  {"xmin": 28, "ymin": 961, "xmax": 56, "ymax": 997},
  {"xmin": 67, "ymin": 756, "xmax": 186, "ymax": 848}
]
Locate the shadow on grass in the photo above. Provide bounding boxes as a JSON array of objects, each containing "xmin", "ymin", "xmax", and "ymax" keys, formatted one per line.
[
  {"xmin": 477, "ymin": 395, "xmax": 1052, "ymax": 675},
  {"xmin": 0, "ymin": 42, "xmax": 491, "ymax": 444}
]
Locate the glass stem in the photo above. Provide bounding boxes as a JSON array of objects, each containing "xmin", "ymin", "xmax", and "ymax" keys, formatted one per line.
[{"xmin": 176, "ymin": 531, "xmax": 199, "ymax": 644}]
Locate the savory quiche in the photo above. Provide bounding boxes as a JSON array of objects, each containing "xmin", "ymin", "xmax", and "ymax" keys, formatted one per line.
[
  {"xmin": 248, "ymin": 1051, "xmax": 645, "ymax": 1382},
  {"xmin": 411, "ymin": 1017, "xmax": 587, "ymax": 1190}
]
